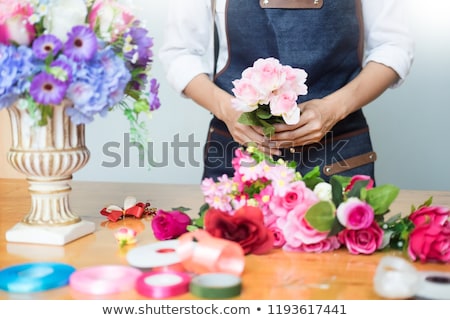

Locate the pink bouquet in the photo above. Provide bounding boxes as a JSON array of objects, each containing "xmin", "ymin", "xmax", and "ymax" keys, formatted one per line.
[
  {"xmin": 231, "ymin": 57, "xmax": 308, "ymax": 136},
  {"xmin": 193, "ymin": 146, "xmax": 450, "ymax": 262}
]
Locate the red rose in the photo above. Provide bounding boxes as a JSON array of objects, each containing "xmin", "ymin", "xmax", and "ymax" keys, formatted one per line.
[
  {"xmin": 204, "ymin": 206, "xmax": 274, "ymax": 255},
  {"xmin": 409, "ymin": 205, "xmax": 450, "ymax": 226},
  {"xmin": 408, "ymin": 221, "xmax": 450, "ymax": 263},
  {"xmin": 151, "ymin": 209, "xmax": 191, "ymax": 240}
]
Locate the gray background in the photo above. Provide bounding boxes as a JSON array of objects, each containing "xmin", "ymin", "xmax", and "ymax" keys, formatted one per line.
[{"xmin": 74, "ymin": 0, "xmax": 450, "ymax": 191}]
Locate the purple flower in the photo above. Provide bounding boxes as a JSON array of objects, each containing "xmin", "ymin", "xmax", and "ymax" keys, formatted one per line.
[
  {"xmin": 32, "ymin": 34, "xmax": 62, "ymax": 60},
  {"xmin": 30, "ymin": 72, "xmax": 67, "ymax": 105},
  {"xmin": 64, "ymin": 26, "xmax": 98, "ymax": 62},
  {"xmin": 123, "ymin": 24, "xmax": 154, "ymax": 67},
  {"xmin": 148, "ymin": 78, "xmax": 160, "ymax": 111}
]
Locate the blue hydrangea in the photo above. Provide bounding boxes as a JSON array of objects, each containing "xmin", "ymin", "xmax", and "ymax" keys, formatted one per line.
[
  {"xmin": 0, "ymin": 45, "xmax": 35, "ymax": 109},
  {"xmin": 65, "ymin": 47, "xmax": 131, "ymax": 124}
]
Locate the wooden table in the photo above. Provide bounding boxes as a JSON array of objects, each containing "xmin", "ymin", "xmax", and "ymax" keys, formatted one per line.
[{"xmin": 0, "ymin": 178, "xmax": 449, "ymax": 300}]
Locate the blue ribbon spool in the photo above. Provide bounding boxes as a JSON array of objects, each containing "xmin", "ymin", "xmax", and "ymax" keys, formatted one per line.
[{"xmin": 0, "ymin": 262, "xmax": 76, "ymax": 293}]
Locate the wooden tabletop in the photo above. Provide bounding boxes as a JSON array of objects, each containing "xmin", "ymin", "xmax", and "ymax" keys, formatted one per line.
[{"xmin": 1, "ymin": 178, "xmax": 449, "ymax": 300}]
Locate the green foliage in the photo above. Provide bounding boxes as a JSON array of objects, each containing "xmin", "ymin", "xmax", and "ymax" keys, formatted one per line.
[
  {"xmin": 365, "ymin": 184, "xmax": 400, "ymax": 215},
  {"xmin": 304, "ymin": 201, "xmax": 336, "ymax": 232}
]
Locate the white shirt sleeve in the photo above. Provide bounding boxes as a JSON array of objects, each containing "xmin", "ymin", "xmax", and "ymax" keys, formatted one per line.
[
  {"xmin": 361, "ymin": 0, "xmax": 415, "ymax": 87},
  {"xmin": 158, "ymin": 0, "xmax": 214, "ymax": 95},
  {"xmin": 159, "ymin": 0, "xmax": 415, "ymax": 95}
]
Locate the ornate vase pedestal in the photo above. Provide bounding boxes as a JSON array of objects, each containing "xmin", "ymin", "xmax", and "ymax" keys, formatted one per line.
[{"xmin": 6, "ymin": 100, "xmax": 95, "ymax": 246}]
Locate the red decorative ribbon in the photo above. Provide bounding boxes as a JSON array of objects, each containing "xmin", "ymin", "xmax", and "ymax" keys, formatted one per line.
[
  {"xmin": 177, "ymin": 229, "xmax": 245, "ymax": 276},
  {"xmin": 100, "ymin": 196, "xmax": 154, "ymax": 222}
]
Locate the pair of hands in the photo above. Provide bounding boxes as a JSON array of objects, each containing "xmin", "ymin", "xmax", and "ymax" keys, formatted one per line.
[{"xmin": 222, "ymin": 97, "xmax": 341, "ymax": 156}]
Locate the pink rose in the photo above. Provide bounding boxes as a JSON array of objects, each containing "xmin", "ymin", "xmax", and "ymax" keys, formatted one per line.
[
  {"xmin": 409, "ymin": 205, "xmax": 450, "ymax": 227},
  {"xmin": 269, "ymin": 180, "xmax": 319, "ymax": 223},
  {"xmin": 0, "ymin": 3, "xmax": 35, "ymax": 45},
  {"xmin": 269, "ymin": 90, "xmax": 297, "ymax": 115},
  {"xmin": 231, "ymin": 78, "xmax": 263, "ymax": 110},
  {"xmin": 282, "ymin": 204, "xmax": 328, "ymax": 247},
  {"xmin": 344, "ymin": 175, "xmax": 374, "ymax": 192},
  {"xmin": 151, "ymin": 209, "xmax": 191, "ymax": 240},
  {"xmin": 283, "ymin": 236, "xmax": 340, "ymax": 253},
  {"xmin": 89, "ymin": 0, "xmax": 135, "ymax": 41},
  {"xmin": 249, "ymin": 57, "xmax": 284, "ymax": 93},
  {"xmin": 408, "ymin": 221, "xmax": 450, "ymax": 263},
  {"xmin": 338, "ymin": 221, "xmax": 384, "ymax": 254},
  {"xmin": 336, "ymin": 197, "xmax": 374, "ymax": 230},
  {"xmin": 266, "ymin": 221, "xmax": 286, "ymax": 248}
]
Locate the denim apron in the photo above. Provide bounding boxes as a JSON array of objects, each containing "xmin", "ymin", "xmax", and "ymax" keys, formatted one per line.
[{"xmin": 203, "ymin": 0, "xmax": 376, "ymax": 181}]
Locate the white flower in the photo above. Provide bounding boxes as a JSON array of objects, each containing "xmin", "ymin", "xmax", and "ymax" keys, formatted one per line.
[
  {"xmin": 44, "ymin": 0, "xmax": 87, "ymax": 42},
  {"xmin": 313, "ymin": 182, "xmax": 332, "ymax": 201}
]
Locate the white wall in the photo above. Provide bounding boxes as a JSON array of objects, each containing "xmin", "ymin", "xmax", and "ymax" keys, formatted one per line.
[{"xmin": 73, "ymin": 0, "xmax": 450, "ymax": 191}]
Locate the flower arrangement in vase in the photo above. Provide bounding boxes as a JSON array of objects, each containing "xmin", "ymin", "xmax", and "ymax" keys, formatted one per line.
[{"xmin": 0, "ymin": 0, "xmax": 160, "ymax": 245}]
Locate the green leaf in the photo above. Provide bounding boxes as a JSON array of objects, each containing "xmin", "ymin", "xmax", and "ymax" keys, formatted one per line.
[
  {"xmin": 256, "ymin": 106, "xmax": 272, "ymax": 120},
  {"xmin": 327, "ymin": 218, "xmax": 345, "ymax": 237},
  {"xmin": 238, "ymin": 111, "xmax": 260, "ymax": 126},
  {"xmin": 304, "ymin": 201, "xmax": 336, "ymax": 232},
  {"xmin": 365, "ymin": 184, "xmax": 400, "ymax": 215},
  {"xmin": 347, "ymin": 180, "xmax": 370, "ymax": 199},
  {"xmin": 301, "ymin": 166, "xmax": 324, "ymax": 190},
  {"xmin": 330, "ymin": 175, "xmax": 344, "ymax": 207},
  {"xmin": 172, "ymin": 206, "xmax": 191, "ymax": 212}
]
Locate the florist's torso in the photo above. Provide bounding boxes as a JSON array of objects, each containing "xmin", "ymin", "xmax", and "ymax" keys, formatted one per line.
[{"xmin": 205, "ymin": 0, "xmax": 373, "ymax": 180}]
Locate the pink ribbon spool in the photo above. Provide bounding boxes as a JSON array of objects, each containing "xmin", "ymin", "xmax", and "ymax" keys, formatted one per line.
[
  {"xmin": 135, "ymin": 270, "xmax": 191, "ymax": 298},
  {"xmin": 177, "ymin": 229, "xmax": 245, "ymax": 276},
  {"xmin": 69, "ymin": 265, "xmax": 142, "ymax": 296}
]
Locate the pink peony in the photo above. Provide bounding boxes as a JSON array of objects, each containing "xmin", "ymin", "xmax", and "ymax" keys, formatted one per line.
[
  {"xmin": 408, "ymin": 221, "xmax": 450, "ymax": 263},
  {"xmin": 151, "ymin": 209, "xmax": 191, "ymax": 241},
  {"xmin": 338, "ymin": 221, "xmax": 384, "ymax": 254},
  {"xmin": 336, "ymin": 197, "xmax": 374, "ymax": 230}
]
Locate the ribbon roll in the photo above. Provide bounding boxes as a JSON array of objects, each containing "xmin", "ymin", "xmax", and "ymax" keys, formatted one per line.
[
  {"xmin": 136, "ymin": 271, "xmax": 191, "ymax": 298},
  {"xmin": 177, "ymin": 229, "xmax": 245, "ymax": 276},
  {"xmin": 189, "ymin": 273, "xmax": 242, "ymax": 299},
  {"xmin": 0, "ymin": 262, "xmax": 75, "ymax": 293},
  {"xmin": 374, "ymin": 256, "xmax": 450, "ymax": 300},
  {"xmin": 69, "ymin": 265, "xmax": 142, "ymax": 296},
  {"xmin": 126, "ymin": 239, "xmax": 181, "ymax": 269},
  {"xmin": 374, "ymin": 256, "xmax": 420, "ymax": 299}
]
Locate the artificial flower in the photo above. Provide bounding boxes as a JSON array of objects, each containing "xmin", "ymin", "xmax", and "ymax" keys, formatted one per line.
[
  {"xmin": 231, "ymin": 57, "xmax": 308, "ymax": 136},
  {"xmin": 151, "ymin": 209, "xmax": 191, "ymax": 241},
  {"xmin": 338, "ymin": 221, "xmax": 384, "ymax": 255},
  {"xmin": 0, "ymin": 0, "xmax": 159, "ymax": 145},
  {"xmin": 204, "ymin": 206, "xmax": 274, "ymax": 255},
  {"xmin": 114, "ymin": 227, "xmax": 137, "ymax": 248},
  {"xmin": 188, "ymin": 145, "xmax": 450, "ymax": 263},
  {"xmin": 407, "ymin": 221, "xmax": 450, "ymax": 263}
]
